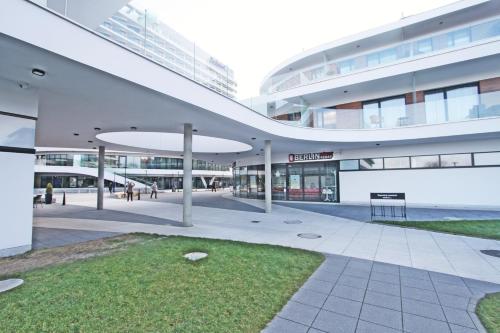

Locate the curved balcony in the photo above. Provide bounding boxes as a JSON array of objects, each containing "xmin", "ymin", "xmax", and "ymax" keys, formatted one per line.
[
  {"xmin": 266, "ymin": 90, "xmax": 500, "ymax": 130},
  {"xmin": 261, "ymin": 17, "xmax": 500, "ymax": 95}
]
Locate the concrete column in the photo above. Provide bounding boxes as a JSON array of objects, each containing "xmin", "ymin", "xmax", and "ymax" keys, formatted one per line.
[
  {"xmin": 183, "ymin": 123, "xmax": 193, "ymax": 227},
  {"xmin": 97, "ymin": 145, "xmax": 105, "ymax": 210},
  {"xmin": 264, "ymin": 140, "xmax": 272, "ymax": 213}
]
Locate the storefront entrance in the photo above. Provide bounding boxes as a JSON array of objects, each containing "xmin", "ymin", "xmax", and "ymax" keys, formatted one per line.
[{"xmin": 233, "ymin": 161, "xmax": 339, "ymax": 203}]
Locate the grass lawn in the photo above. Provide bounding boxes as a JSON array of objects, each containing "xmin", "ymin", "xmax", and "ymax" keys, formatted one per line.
[
  {"xmin": 0, "ymin": 235, "xmax": 323, "ymax": 333},
  {"xmin": 477, "ymin": 292, "xmax": 500, "ymax": 333},
  {"xmin": 375, "ymin": 220, "xmax": 500, "ymax": 240}
]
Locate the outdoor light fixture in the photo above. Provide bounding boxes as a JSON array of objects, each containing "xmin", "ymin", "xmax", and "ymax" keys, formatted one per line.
[
  {"xmin": 251, "ymin": 137, "xmax": 256, "ymax": 140},
  {"xmin": 376, "ymin": 143, "xmax": 380, "ymax": 146},
  {"xmin": 73, "ymin": 133, "xmax": 79, "ymax": 136},
  {"xmin": 92, "ymin": 147, "xmax": 97, "ymax": 149},
  {"xmin": 130, "ymin": 126, "xmax": 137, "ymax": 130},
  {"xmin": 193, "ymin": 129, "xmax": 198, "ymax": 133},
  {"xmin": 94, "ymin": 127, "xmax": 101, "ymax": 131},
  {"xmin": 88, "ymin": 140, "xmax": 93, "ymax": 143},
  {"xmin": 256, "ymin": 154, "xmax": 260, "ymax": 156},
  {"xmin": 344, "ymin": 90, "xmax": 348, "ymax": 93},
  {"xmin": 236, "ymin": 152, "xmax": 240, "ymax": 155},
  {"xmin": 32, "ymin": 68, "xmax": 45, "ymax": 77}
]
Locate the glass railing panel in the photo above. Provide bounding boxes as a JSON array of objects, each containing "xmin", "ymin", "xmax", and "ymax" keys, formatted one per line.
[
  {"xmin": 256, "ymin": 90, "xmax": 500, "ymax": 130},
  {"xmin": 263, "ymin": 17, "xmax": 500, "ymax": 94}
]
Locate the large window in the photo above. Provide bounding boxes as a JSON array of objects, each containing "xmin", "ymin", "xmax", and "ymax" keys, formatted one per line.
[
  {"xmin": 410, "ymin": 155, "xmax": 440, "ymax": 168},
  {"xmin": 384, "ymin": 157, "xmax": 410, "ymax": 169},
  {"xmin": 340, "ymin": 160, "xmax": 359, "ymax": 171},
  {"xmin": 440, "ymin": 154, "xmax": 472, "ymax": 167},
  {"xmin": 424, "ymin": 84, "xmax": 479, "ymax": 123},
  {"xmin": 474, "ymin": 152, "xmax": 500, "ymax": 166},
  {"xmin": 359, "ymin": 158, "xmax": 383, "ymax": 170},
  {"xmin": 363, "ymin": 96, "xmax": 406, "ymax": 128}
]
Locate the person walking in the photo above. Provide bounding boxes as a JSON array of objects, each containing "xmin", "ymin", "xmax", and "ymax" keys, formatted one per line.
[
  {"xmin": 211, "ymin": 181, "xmax": 217, "ymax": 192},
  {"xmin": 108, "ymin": 182, "xmax": 113, "ymax": 195},
  {"xmin": 126, "ymin": 181, "xmax": 135, "ymax": 202},
  {"xmin": 150, "ymin": 181, "xmax": 158, "ymax": 199}
]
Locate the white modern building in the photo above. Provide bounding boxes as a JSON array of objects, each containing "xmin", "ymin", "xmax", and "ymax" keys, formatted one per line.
[
  {"xmin": 1, "ymin": 0, "xmax": 500, "ymax": 257},
  {"xmin": 235, "ymin": 0, "xmax": 500, "ymax": 205}
]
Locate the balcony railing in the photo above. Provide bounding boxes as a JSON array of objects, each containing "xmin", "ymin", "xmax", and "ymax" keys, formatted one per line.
[
  {"xmin": 262, "ymin": 17, "xmax": 500, "ymax": 94},
  {"xmin": 255, "ymin": 90, "xmax": 500, "ymax": 130}
]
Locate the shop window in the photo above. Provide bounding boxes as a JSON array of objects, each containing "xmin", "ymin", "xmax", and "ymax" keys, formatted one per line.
[
  {"xmin": 384, "ymin": 157, "xmax": 410, "ymax": 169},
  {"xmin": 440, "ymin": 154, "xmax": 472, "ymax": 167},
  {"xmin": 474, "ymin": 152, "xmax": 500, "ymax": 166},
  {"xmin": 340, "ymin": 160, "xmax": 359, "ymax": 171},
  {"xmin": 411, "ymin": 155, "xmax": 440, "ymax": 168},
  {"xmin": 359, "ymin": 158, "xmax": 383, "ymax": 170}
]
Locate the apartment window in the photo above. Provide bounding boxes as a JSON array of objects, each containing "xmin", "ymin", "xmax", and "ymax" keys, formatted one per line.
[
  {"xmin": 338, "ymin": 60, "xmax": 354, "ymax": 74},
  {"xmin": 363, "ymin": 96, "xmax": 406, "ymax": 128},
  {"xmin": 340, "ymin": 160, "xmax": 359, "ymax": 171},
  {"xmin": 424, "ymin": 84, "xmax": 479, "ymax": 123},
  {"xmin": 414, "ymin": 38, "xmax": 433, "ymax": 55},
  {"xmin": 359, "ymin": 158, "xmax": 383, "ymax": 170},
  {"xmin": 411, "ymin": 155, "xmax": 439, "ymax": 168},
  {"xmin": 447, "ymin": 28, "xmax": 471, "ymax": 47},
  {"xmin": 474, "ymin": 152, "xmax": 500, "ymax": 166},
  {"xmin": 384, "ymin": 157, "xmax": 410, "ymax": 169},
  {"xmin": 440, "ymin": 154, "xmax": 472, "ymax": 167}
]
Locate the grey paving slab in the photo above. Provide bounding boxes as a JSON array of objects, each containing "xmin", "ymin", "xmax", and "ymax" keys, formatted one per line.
[
  {"xmin": 331, "ymin": 284, "xmax": 365, "ymax": 302},
  {"xmin": 355, "ymin": 320, "xmax": 402, "ymax": 333},
  {"xmin": 312, "ymin": 310, "xmax": 358, "ymax": 333},
  {"xmin": 263, "ymin": 254, "xmax": 500, "ymax": 333},
  {"xmin": 278, "ymin": 301, "xmax": 320, "ymax": 326},
  {"xmin": 359, "ymin": 304, "xmax": 402, "ymax": 330},
  {"xmin": 449, "ymin": 324, "xmax": 479, "ymax": 333},
  {"xmin": 402, "ymin": 298, "xmax": 446, "ymax": 321},
  {"xmin": 262, "ymin": 317, "xmax": 309, "ymax": 333},
  {"xmin": 442, "ymin": 307, "xmax": 476, "ymax": 329},
  {"xmin": 311, "ymin": 270, "xmax": 341, "ymax": 283},
  {"xmin": 401, "ymin": 285, "xmax": 440, "ymax": 304},
  {"xmin": 364, "ymin": 290, "xmax": 402, "ymax": 311},
  {"xmin": 291, "ymin": 288, "xmax": 328, "ymax": 308},
  {"xmin": 367, "ymin": 280, "xmax": 401, "ymax": 297},
  {"xmin": 322, "ymin": 296, "xmax": 362, "ymax": 318},
  {"xmin": 403, "ymin": 313, "xmax": 451, "ymax": 333}
]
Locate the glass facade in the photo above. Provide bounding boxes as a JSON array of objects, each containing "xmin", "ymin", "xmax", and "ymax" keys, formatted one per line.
[
  {"xmin": 233, "ymin": 161, "xmax": 339, "ymax": 202},
  {"xmin": 36, "ymin": 153, "xmax": 230, "ymax": 171}
]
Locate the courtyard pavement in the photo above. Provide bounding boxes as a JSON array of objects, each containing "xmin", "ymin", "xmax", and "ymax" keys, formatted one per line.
[
  {"xmin": 34, "ymin": 192, "xmax": 500, "ymax": 284},
  {"xmin": 32, "ymin": 227, "xmax": 121, "ymax": 250},
  {"xmin": 263, "ymin": 254, "xmax": 500, "ymax": 333}
]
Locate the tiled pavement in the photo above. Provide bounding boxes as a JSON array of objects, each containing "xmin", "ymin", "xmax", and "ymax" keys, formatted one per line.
[
  {"xmin": 263, "ymin": 254, "xmax": 500, "ymax": 333},
  {"xmin": 32, "ymin": 227, "xmax": 121, "ymax": 249}
]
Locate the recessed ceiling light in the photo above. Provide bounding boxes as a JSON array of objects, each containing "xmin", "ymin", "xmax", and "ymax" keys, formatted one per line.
[
  {"xmin": 236, "ymin": 152, "xmax": 240, "ymax": 155},
  {"xmin": 215, "ymin": 153, "xmax": 219, "ymax": 155},
  {"xmin": 439, "ymin": 21, "xmax": 443, "ymax": 25},
  {"xmin": 73, "ymin": 133, "xmax": 79, "ymax": 136},
  {"xmin": 32, "ymin": 68, "xmax": 45, "ymax": 77},
  {"xmin": 251, "ymin": 137, "xmax": 256, "ymax": 140},
  {"xmin": 94, "ymin": 127, "xmax": 101, "ymax": 131},
  {"xmin": 260, "ymin": 148, "xmax": 264, "ymax": 151},
  {"xmin": 376, "ymin": 143, "xmax": 380, "ymax": 146},
  {"xmin": 256, "ymin": 154, "xmax": 260, "ymax": 156},
  {"xmin": 130, "ymin": 126, "xmax": 137, "ymax": 130},
  {"xmin": 88, "ymin": 140, "xmax": 93, "ymax": 143},
  {"xmin": 193, "ymin": 129, "xmax": 198, "ymax": 133},
  {"xmin": 180, "ymin": 154, "xmax": 184, "ymax": 157},
  {"xmin": 356, "ymin": 45, "xmax": 360, "ymax": 48},
  {"xmin": 92, "ymin": 147, "xmax": 97, "ymax": 149},
  {"xmin": 344, "ymin": 90, "xmax": 348, "ymax": 93}
]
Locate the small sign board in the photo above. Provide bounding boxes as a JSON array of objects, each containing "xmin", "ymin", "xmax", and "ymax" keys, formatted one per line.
[
  {"xmin": 370, "ymin": 193, "xmax": 405, "ymax": 200},
  {"xmin": 289, "ymin": 152, "xmax": 334, "ymax": 163}
]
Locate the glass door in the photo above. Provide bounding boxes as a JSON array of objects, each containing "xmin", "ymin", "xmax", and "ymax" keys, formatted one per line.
[
  {"xmin": 321, "ymin": 163, "xmax": 338, "ymax": 202},
  {"xmin": 287, "ymin": 164, "xmax": 303, "ymax": 201}
]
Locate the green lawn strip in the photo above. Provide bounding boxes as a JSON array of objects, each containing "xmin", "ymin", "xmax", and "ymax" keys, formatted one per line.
[
  {"xmin": 0, "ymin": 235, "xmax": 323, "ymax": 333},
  {"xmin": 477, "ymin": 292, "xmax": 500, "ymax": 333},
  {"xmin": 374, "ymin": 220, "xmax": 500, "ymax": 240}
]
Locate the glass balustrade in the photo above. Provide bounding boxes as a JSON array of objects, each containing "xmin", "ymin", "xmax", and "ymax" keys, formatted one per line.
[
  {"xmin": 262, "ymin": 17, "xmax": 500, "ymax": 94},
  {"xmin": 251, "ymin": 90, "xmax": 500, "ymax": 130}
]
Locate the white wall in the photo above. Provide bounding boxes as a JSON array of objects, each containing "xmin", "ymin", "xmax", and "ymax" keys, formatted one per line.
[
  {"xmin": 0, "ymin": 78, "xmax": 38, "ymax": 257},
  {"xmin": 0, "ymin": 152, "xmax": 35, "ymax": 256},
  {"xmin": 340, "ymin": 167, "xmax": 500, "ymax": 208}
]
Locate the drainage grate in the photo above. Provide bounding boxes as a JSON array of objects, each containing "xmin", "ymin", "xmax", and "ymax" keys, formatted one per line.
[
  {"xmin": 297, "ymin": 233, "xmax": 322, "ymax": 239},
  {"xmin": 251, "ymin": 220, "xmax": 261, "ymax": 223},
  {"xmin": 284, "ymin": 220, "xmax": 303, "ymax": 224},
  {"xmin": 481, "ymin": 250, "xmax": 500, "ymax": 258}
]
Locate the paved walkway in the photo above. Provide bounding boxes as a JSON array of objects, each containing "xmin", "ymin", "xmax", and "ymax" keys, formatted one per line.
[
  {"xmin": 276, "ymin": 202, "xmax": 500, "ymax": 222},
  {"xmin": 263, "ymin": 254, "xmax": 500, "ymax": 333},
  {"xmin": 34, "ymin": 192, "xmax": 500, "ymax": 284},
  {"xmin": 32, "ymin": 227, "xmax": 121, "ymax": 249}
]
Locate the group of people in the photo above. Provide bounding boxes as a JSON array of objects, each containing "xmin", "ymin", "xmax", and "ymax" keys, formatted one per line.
[{"xmin": 107, "ymin": 181, "xmax": 159, "ymax": 201}]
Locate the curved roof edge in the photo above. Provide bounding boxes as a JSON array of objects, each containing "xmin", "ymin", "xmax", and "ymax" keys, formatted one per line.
[{"xmin": 260, "ymin": 0, "xmax": 488, "ymax": 90}]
